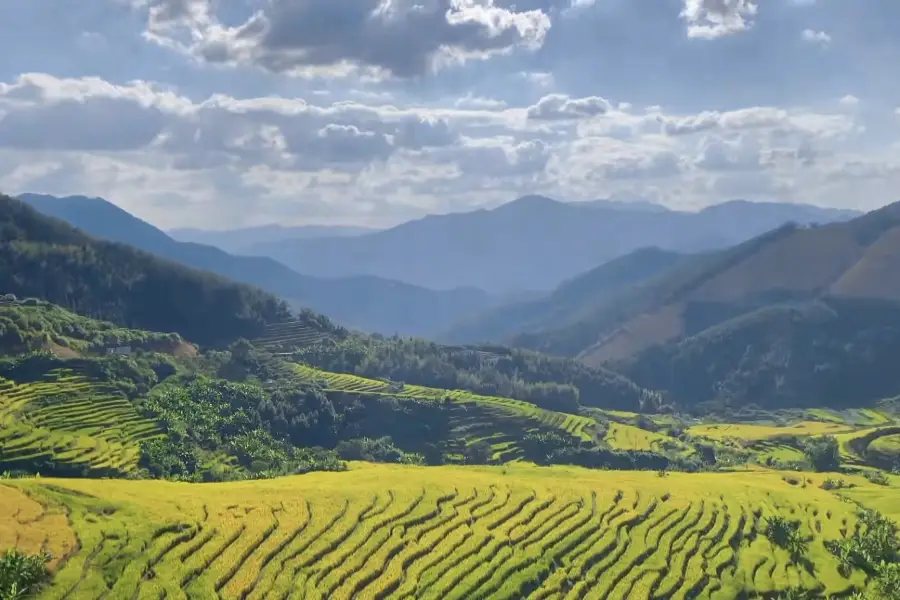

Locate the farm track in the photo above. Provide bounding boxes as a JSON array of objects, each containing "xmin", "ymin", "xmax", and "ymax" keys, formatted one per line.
[{"xmin": 11, "ymin": 465, "xmax": 881, "ymax": 600}]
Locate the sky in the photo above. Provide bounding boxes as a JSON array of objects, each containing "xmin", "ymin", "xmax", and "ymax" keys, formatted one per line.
[{"xmin": 0, "ymin": 0, "xmax": 899, "ymax": 229}]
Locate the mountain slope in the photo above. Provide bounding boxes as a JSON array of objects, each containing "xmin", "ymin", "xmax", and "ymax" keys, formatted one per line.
[
  {"xmin": 510, "ymin": 201, "xmax": 900, "ymax": 366},
  {"xmin": 616, "ymin": 297, "xmax": 900, "ymax": 410},
  {"xmin": 442, "ymin": 247, "xmax": 687, "ymax": 345},
  {"xmin": 247, "ymin": 195, "xmax": 859, "ymax": 293},
  {"xmin": 168, "ymin": 223, "xmax": 378, "ymax": 254},
  {"xmin": 0, "ymin": 194, "xmax": 295, "ymax": 346},
  {"xmin": 19, "ymin": 194, "xmax": 491, "ymax": 337}
]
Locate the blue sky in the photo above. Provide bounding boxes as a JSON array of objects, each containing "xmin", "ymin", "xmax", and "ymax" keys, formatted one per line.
[{"xmin": 0, "ymin": 0, "xmax": 898, "ymax": 229}]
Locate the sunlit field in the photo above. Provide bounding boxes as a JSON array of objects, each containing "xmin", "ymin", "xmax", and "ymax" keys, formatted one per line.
[{"xmin": 4, "ymin": 462, "xmax": 895, "ymax": 599}]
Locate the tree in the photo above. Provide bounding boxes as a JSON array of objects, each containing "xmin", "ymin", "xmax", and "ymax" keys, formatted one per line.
[
  {"xmin": 464, "ymin": 441, "xmax": 493, "ymax": 465},
  {"xmin": 804, "ymin": 436, "xmax": 841, "ymax": 472}
]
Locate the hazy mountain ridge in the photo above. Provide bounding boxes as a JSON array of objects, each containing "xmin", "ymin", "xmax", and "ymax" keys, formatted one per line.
[
  {"xmin": 169, "ymin": 223, "xmax": 379, "ymax": 254},
  {"xmin": 246, "ymin": 195, "xmax": 860, "ymax": 293}
]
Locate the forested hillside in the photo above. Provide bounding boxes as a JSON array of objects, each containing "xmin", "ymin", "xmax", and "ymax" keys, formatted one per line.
[
  {"xmin": 296, "ymin": 335, "xmax": 658, "ymax": 412},
  {"xmin": 20, "ymin": 194, "xmax": 493, "ymax": 337},
  {"xmin": 0, "ymin": 194, "xmax": 294, "ymax": 347},
  {"xmin": 616, "ymin": 297, "xmax": 900, "ymax": 411}
]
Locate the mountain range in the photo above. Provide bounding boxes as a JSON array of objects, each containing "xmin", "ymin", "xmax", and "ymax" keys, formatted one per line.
[
  {"xmin": 168, "ymin": 224, "xmax": 379, "ymax": 255},
  {"xmin": 243, "ymin": 195, "xmax": 860, "ymax": 293},
  {"xmin": 19, "ymin": 193, "xmax": 859, "ymax": 344},
  {"xmin": 18, "ymin": 194, "xmax": 490, "ymax": 338},
  {"xmin": 439, "ymin": 200, "xmax": 900, "ymax": 409}
]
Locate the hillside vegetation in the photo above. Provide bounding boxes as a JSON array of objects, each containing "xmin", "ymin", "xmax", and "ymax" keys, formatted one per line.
[
  {"xmin": 0, "ymin": 195, "xmax": 293, "ymax": 347},
  {"xmin": 0, "ymin": 297, "xmax": 186, "ymax": 356},
  {"xmin": 4, "ymin": 464, "xmax": 897, "ymax": 600},
  {"xmin": 617, "ymin": 297, "xmax": 900, "ymax": 411},
  {"xmin": 293, "ymin": 335, "xmax": 658, "ymax": 413}
]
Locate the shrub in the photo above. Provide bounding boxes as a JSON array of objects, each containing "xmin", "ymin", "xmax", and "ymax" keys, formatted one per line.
[
  {"xmin": 0, "ymin": 548, "xmax": 51, "ymax": 599},
  {"xmin": 463, "ymin": 442, "xmax": 494, "ymax": 465},
  {"xmin": 863, "ymin": 470, "xmax": 890, "ymax": 486},
  {"xmin": 764, "ymin": 516, "xmax": 808, "ymax": 560},
  {"xmin": 521, "ymin": 432, "xmax": 572, "ymax": 465},
  {"xmin": 821, "ymin": 478, "xmax": 854, "ymax": 491},
  {"xmin": 825, "ymin": 508, "xmax": 899, "ymax": 578}
]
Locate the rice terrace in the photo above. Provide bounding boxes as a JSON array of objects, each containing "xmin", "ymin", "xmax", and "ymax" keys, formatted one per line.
[{"xmin": 3, "ymin": 464, "xmax": 898, "ymax": 600}]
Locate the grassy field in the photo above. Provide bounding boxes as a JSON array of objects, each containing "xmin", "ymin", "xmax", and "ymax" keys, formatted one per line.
[
  {"xmin": 3, "ymin": 463, "xmax": 894, "ymax": 600},
  {"xmin": 0, "ymin": 368, "xmax": 161, "ymax": 476},
  {"xmin": 293, "ymin": 363, "xmax": 597, "ymax": 457}
]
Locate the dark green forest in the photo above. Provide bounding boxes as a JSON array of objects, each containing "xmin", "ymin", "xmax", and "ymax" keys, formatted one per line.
[{"xmin": 0, "ymin": 195, "xmax": 292, "ymax": 347}]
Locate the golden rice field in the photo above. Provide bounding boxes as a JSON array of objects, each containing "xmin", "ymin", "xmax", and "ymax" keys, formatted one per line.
[
  {"xmin": 685, "ymin": 421, "xmax": 855, "ymax": 442},
  {"xmin": 3, "ymin": 463, "xmax": 896, "ymax": 600},
  {"xmin": 0, "ymin": 369, "xmax": 161, "ymax": 476},
  {"xmin": 602, "ymin": 422, "xmax": 691, "ymax": 456},
  {"xmin": 293, "ymin": 363, "xmax": 597, "ymax": 445}
]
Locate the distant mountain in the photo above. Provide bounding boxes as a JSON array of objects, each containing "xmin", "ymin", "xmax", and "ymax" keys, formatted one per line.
[
  {"xmin": 492, "ymin": 201, "xmax": 900, "ymax": 389},
  {"xmin": 442, "ymin": 247, "xmax": 687, "ymax": 345},
  {"xmin": 0, "ymin": 195, "xmax": 294, "ymax": 346},
  {"xmin": 247, "ymin": 195, "xmax": 860, "ymax": 293},
  {"xmin": 169, "ymin": 224, "xmax": 378, "ymax": 254},
  {"xmin": 18, "ymin": 194, "xmax": 491, "ymax": 337},
  {"xmin": 486, "ymin": 200, "xmax": 900, "ymax": 410}
]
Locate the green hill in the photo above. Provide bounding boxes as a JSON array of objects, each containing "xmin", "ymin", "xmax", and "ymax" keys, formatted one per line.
[{"xmin": 0, "ymin": 194, "xmax": 299, "ymax": 347}]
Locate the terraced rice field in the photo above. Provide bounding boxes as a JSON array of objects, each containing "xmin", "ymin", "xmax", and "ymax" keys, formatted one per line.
[
  {"xmin": 0, "ymin": 369, "xmax": 161, "ymax": 476},
  {"xmin": 252, "ymin": 320, "xmax": 332, "ymax": 352},
  {"xmin": 4, "ymin": 463, "xmax": 892, "ymax": 599},
  {"xmin": 293, "ymin": 363, "xmax": 596, "ymax": 450},
  {"xmin": 603, "ymin": 422, "xmax": 689, "ymax": 456},
  {"xmin": 869, "ymin": 433, "xmax": 900, "ymax": 461},
  {"xmin": 686, "ymin": 421, "xmax": 855, "ymax": 442},
  {"xmin": 835, "ymin": 425, "xmax": 900, "ymax": 467},
  {"xmin": 805, "ymin": 408, "xmax": 896, "ymax": 427}
]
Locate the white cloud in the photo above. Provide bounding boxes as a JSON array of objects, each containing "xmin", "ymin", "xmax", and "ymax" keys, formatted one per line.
[
  {"xmin": 801, "ymin": 29, "xmax": 831, "ymax": 45},
  {"xmin": 680, "ymin": 0, "xmax": 758, "ymax": 39},
  {"xmin": 1, "ymin": 71, "xmax": 895, "ymax": 227},
  {"xmin": 1, "ymin": 0, "xmax": 900, "ymax": 228},
  {"xmin": 526, "ymin": 93, "xmax": 612, "ymax": 120}
]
